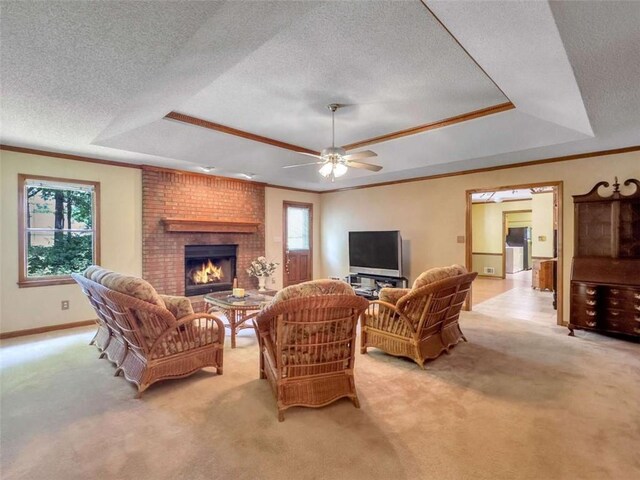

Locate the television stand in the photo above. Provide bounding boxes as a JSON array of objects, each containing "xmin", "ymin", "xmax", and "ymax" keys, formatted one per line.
[{"xmin": 347, "ymin": 273, "xmax": 409, "ymax": 300}]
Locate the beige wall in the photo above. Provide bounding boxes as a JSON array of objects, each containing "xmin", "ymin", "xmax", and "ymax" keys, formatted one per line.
[
  {"xmin": 471, "ymin": 201, "xmax": 532, "ymax": 278},
  {"xmin": 506, "ymin": 211, "xmax": 532, "ymax": 229},
  {"xmin": 472, "ymin": 200, "xmax": 532, "ymax": 253},
  {"xmin": 320, "ymin": 151, "xmax": 640, "ymax": 324},
  {"xmin": 2, "ymin": 149, "xmax": 637, "ymax": 333},
  {"xmin": 531, "ymin": 192, "xmax": 555, "ymax": 258},
  {"xmin": 0, "ymin": 151, "xmax": 142, "ymax": 333},
  {"xmin": 264, "ymin": 187, "xmax": 322, "ymax": 291}
]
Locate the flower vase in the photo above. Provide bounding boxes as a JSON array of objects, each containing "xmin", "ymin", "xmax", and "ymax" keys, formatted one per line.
[{"xmin": 258, "ymin": 275, "xmax": 268, "ymax": 292}]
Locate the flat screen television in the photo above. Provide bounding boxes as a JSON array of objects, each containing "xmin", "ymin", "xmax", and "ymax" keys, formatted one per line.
[{"xmin": 349, "ymin": 230, "xmax": 402, "ymax": 277}]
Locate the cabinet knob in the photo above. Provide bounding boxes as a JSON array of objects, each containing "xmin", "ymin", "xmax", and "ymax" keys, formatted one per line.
[
  {"xmin": 610, "ymin": 289, "xmax": 620, "ymax": 295},
  {"xmin": 610, "ymin": 311, "xmax": 620, "ymax": 317},
  {"xmin": 586, "ymin": 310, "xmax": 596, "ymax": 316},
  {"xmin": 586, "ymin": 321, "xmax": 597, "ymax": 327},
  {"xmin": 635, "ymin": 305, "xmax": 640, "ymax": 311},
  {"xmin": 634, "ymin": 293, "xmax": 640, "ymax": 300},
  {"xmin": 586, "ymin": 299, "xmax": 596, "ymax": 306},
  {"xmin": 610, "ymin": 299, "xmax": 619, "ymax": 306},
  {"xmin": 586, "ymin": 288, "xmax": 596, "ymax": 295},
  {"xmin": 635, "ymin": 327, "xmax": 640, "ymax": 334}
]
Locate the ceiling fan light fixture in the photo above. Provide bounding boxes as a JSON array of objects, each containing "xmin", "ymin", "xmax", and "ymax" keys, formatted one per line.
[
  {"xmin": 333, "ymin": 163, "xmax": 348, "ymax": 177},
  {"xmin": 319, "ymin": 162, "xmax": 333, "ymax": 177}
]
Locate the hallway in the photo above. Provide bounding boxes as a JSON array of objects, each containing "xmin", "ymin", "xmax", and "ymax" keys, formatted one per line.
[{"xmin": 472, "ymin": 270, "xmax": 557, "ymax": 325}]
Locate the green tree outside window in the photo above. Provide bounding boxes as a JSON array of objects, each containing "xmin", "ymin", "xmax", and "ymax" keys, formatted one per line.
[{"xmin": 24, "ymin": 180, "xmax": 96, "ymax": 277}]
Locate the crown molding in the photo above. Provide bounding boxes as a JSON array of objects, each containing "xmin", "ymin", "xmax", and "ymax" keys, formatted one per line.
[
  {"xmin": 164, "ymin": 111, "xmax": 320, "ymax": 155},
  {"xmin": 320, "ymin": 146, "xmax": 640, "ymax": 194},
  {"xmin": 3, "ymin": 144, "xmax": 638, "ymax": 196},
  {"xmin": 342, "ymin": 102, "xmax": 514, "ymax": 151}
]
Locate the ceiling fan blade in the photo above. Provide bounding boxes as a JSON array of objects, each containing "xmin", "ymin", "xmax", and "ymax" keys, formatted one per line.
[
  {"xmin": 283, "ymin": 161, "xmax": 324, "ymax": 169},
  {"xmin": 296, "ymin": 152, "xmax": 323, "ymax": 159},
  {"xmin": 347, "ymin": 161, "xmax": 383, "ymax": 172},
  {"xmin": 342, "ymin": 150, "xmax": 377, "ymax": 161}
]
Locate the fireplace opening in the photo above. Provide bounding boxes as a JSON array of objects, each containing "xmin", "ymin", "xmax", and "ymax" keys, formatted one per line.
[{"xmin": 184, "ymin": 244, "xmax": 237, "ymax": 296}]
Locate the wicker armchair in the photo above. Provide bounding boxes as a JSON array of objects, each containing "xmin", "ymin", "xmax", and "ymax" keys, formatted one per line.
[
  {"xmin": 253, "ymin": 280, "xmax": 369, "ymax": 421},
  {"xmin": 73, "ymin": 267, "xmax": 224, "ymax": 397},
  {"xmin": 361, "ymin": 266, "xmax": 477, "ymax": 368}
]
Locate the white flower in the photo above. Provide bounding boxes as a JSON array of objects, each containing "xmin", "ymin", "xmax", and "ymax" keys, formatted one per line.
[{"xmin": 246, "ymin": 257, "xmax": 279, "ymax": 278}]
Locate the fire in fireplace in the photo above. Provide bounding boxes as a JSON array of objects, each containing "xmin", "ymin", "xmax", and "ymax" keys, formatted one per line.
[{"xmin": 184, "ymin": 244, "xmax": 237, "ymax": 296}]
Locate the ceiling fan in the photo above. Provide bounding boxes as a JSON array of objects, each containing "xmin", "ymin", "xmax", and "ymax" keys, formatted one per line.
[{"xmin": 283, "ymin": 104, "xmax": 382, "ymax": 180}]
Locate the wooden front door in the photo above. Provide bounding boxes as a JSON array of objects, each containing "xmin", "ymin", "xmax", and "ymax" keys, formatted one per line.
[{"xmin": 283, "ymin": 201, "xmax": 313, "ymax": 287}]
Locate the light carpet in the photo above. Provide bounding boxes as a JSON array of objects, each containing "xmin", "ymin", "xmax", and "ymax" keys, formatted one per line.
[{"xmin": 1, "ymin": 310, "xmax": 639, "ymax": 480}]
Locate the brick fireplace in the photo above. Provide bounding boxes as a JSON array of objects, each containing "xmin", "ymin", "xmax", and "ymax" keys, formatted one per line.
[{"xmin": 142, "ymin": 167, "xmax": 265, "ymax": 301}]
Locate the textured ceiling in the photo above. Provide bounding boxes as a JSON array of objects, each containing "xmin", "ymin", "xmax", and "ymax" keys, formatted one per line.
[
  {"xmin": 1, "ymin": 1, "xmax": 639, "ymax": 190},
  {"xmin": 177, "ymin": 0, "xmax": 506, "ymax": 150}
]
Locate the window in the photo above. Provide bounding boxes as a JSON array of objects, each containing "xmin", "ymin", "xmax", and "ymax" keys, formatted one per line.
[
  {"xmin": 286, "ymin": 205, "xmax": 310, "ymax": 250},
  {"xmin": 18, "ymin": 174, "xmax": 100, "ymax": 287}
]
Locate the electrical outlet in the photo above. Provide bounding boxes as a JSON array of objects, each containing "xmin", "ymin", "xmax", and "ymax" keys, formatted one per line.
[
  {"xmin": 484, "ymin": 267, "xmax": 495, "ymax": 275},
  {"xmin": 61, "ymin": 300, "xmax": 69, "ymax": 310}
]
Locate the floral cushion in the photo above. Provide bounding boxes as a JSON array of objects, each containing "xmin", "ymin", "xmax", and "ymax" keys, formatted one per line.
[
  {"xmin": 151, "ymin": 323, "xmax": 219, "ymax": 359},
  {"xmin": 378, "ymin": 288, "xmax": 410, "ymax": 305},
  {"xmin": 83, "ymin": 265, "xmax": 113, "ymax": 283},
  {"xmin": 83, "ymin": 265, "xmax": 103, "ymax": 279},
  {"xmin": 99, "ymin": 272, "xmax": 166, "ymax": 309},
  {"xmin": 412, "ymin": 264, "xmax": 467, "ymax": 289},
  {"xmin": 273, "ymin": 279, "xmax": 354, "ymax": 303},
  {"xmin": 159, "ymin": 294, "xmax": 194, "ymax": 319}
]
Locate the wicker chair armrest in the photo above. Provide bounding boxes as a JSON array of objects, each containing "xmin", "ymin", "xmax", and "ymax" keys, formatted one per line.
[
  {"xmin": 366, "ymin": 300, "xmax": 416, "ymax": 335},
  {"xmin": 150, "ymin": 313, "xmax": 225, "ymax": 354}
]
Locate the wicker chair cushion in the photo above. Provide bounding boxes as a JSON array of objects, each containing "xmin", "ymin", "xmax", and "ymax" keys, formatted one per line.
[
  {"xmin": 159, "ymin": 294, "xmax": 194, "ymax": 319},
  {"xmin": 98, "ymin": 272, "xmax": 166, "ymax": 309},
  {"xmin": 412, "ymin": 264, "xmax": 467, "ymax": 289},
  {"xmin": 273, "ymin": 279, "xmax": 354, "ymax": 303},
  {"xmin": 378, "ymin": 288, "xmax": 410, "ymax": 304},
  {"xmin": 151, "ymin": 324, "xmax": 219, "ymax": 359},
  {"xmin": 85, "ymin": 265, "xmax": 114, "ymax": 283},
  {"xmin": 83, "ymin": 265, "xmax": 104, "ymax": 279}
]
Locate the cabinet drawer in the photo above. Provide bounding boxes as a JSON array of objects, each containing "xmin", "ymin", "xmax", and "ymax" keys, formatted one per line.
[
  {"xmin": 571, "ymin": 309, "xmax": 598, "ymax": 329},
  {"xmin": 602, "ymin": 315, "xmax": 640, "ymax": 336},
  {"xmin": 572, "ymin": 294, "xmax": 598, "ymax": 308},
  {"xmin": 604, "ymin": 287, "xmax": 640, "ymax": 301},
  {"xmin": 604, "ymin": 297, "xmax": 638, "ymax": 310},
  {"xmin": 571, "ymin": 283, "xmax": 598, "ymax": 297}
]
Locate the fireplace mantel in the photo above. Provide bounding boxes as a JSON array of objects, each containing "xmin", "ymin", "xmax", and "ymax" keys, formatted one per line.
[{"xmin": 162, "ymin": 218, "xmax": 260, "ymax": 234}]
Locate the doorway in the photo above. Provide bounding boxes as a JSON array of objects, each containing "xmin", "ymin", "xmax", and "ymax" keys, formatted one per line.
[
  {"xmin": 283, "ymin": 201, "xmax": 313, "ymax": 287},
  {"xmin": 465, "ymin": 182, "xmax": 563, "ymax": 325}
]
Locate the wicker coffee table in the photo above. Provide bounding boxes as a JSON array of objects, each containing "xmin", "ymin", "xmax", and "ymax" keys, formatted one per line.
[{"xmin": 204, "ymin": 291, "xmax": 275, "ymax": 348}]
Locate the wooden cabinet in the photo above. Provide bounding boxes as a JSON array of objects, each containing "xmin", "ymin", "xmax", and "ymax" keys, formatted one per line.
[
  {"xmin": 569, "ymin": 178, "xmax": 640, "ymax": 339},
  {"xmin": 532, "ymin": 258, "xmax": 555, "ymax": 291}
]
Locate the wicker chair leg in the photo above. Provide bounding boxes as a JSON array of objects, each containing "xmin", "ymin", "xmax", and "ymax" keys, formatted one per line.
[
  {"xmin": 114, "ymin": 367, "xmax": 122, "ymax": 377},
  {"xmin": 216, "ymin": 367, "xmax": 223, "ymax": 375},
  {"xmin": 360, "ymin": 346, "xmax": 367, "ymax": 354},
  {"xmin": 351, "ymin": 396, "xmax": 361, "ymax": 409},
  {"xmin": 278, "ymin": 410, "xmax": 285, "ymax": 422},
  {"xmin": 135, "ymin": 385, "xmax": 149, "ymax": 399},
  {"xmin": 259, "ymin": 351, "xmax": 266, "ymax": 379},
  {"xmin": 99, "ymin": 352, "xmax": 106, "ymax": 359}
]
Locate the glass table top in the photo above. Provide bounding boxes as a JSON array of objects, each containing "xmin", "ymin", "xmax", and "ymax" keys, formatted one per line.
[{"xmin": 204, "ymin": 290, "xmax": 274, "ymax": 308}]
